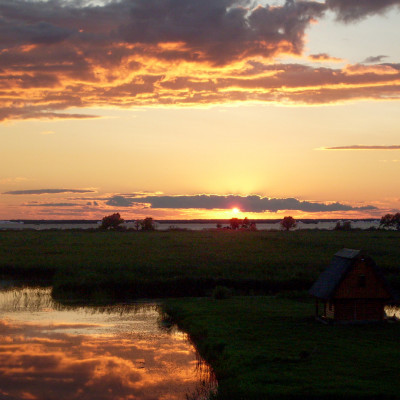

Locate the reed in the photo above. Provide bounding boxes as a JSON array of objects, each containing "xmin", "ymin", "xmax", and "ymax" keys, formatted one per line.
[{"xmin": 0, "ymin": 230, "xmax": 399, "ymax": 300}]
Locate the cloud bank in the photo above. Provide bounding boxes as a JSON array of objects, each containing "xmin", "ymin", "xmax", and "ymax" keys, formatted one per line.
[
  {"xmin": 323, "ymin": 145, "xmax": 400, "ymax": 150},
  {"xmin": 326, "ymin": 0, "xmax": 400, "ymax": 22},
  {"xmin": 3, "ymin": 188, "xmax": 95, "ymax": 195},
  {"xmin": 1, "ymin": 0, "xmax": 400, "ymax": 121},
  {"xmin": 105, "ymin": 194, "xmax": 376, "ymax": 212}
]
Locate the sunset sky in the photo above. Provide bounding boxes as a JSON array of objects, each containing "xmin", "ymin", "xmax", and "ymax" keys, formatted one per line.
[{"xmin": 1, "ymin": 0, "xmax": 400, "ymax": 220}]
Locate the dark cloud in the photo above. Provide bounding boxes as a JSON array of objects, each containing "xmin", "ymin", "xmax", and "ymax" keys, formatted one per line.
[
  {"xmin": 105, "ymin": 194, "xmax": 376, "ymax": 213},
  {"xmin": 363, "ymin": 55, "xmax": 388, "ymax": 64},
  {"xmin": 25, "ymin": 203, "xmax": 81, "ymax": 207},
  {"xmin": 309, "ymin": 53, "xmax": 342, "ymax": 62},
  {"xmin": 3, "ymin": 189, "xmax": 95, "ymax": 195},
  {"xmin": 324, "ymin": 145, "xmax": 400, "ymax": 150},
  {"xmin": 0, "ymin": 109, "xmax": 99, "ymax": 122},
  {"xmin": 326, "ymin": 0, "xmax": 400, "ymax": 22},
  {"xmin": 106, "ymin": 195, "xmax": 136, "ymax": 207},
  {"xmin": 0, "ymin": 0, "xmax": 325, "ymax": 63},
  {"xmin": 127, "ymin": 0, "xmax": 325, "ymax": 64},
  {"xmin": 0, "ymin": 0, "xmax": 399, "ymax": 120},
  {"xmin": 0, "ymin": 19, "xmax": 74, "ymax": 47}
]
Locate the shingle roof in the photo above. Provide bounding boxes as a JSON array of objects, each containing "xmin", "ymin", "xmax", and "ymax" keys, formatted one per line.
[
  {"xmin": 333, "ymin": 248, "xmax": 361, "ymax": 259},
  {"xmin": 309, "ymin": 248, "xmax": 397, "ymax": 301}
]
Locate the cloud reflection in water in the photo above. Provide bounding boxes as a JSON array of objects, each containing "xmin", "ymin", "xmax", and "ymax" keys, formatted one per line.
[{"xmin": 0, "ymin": 288, "xmax": 215, "ymax": 400}]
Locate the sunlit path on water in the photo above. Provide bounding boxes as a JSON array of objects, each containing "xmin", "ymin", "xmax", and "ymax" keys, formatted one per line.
[{"xmin": 0, "ymin": 286, "xmax": 216, "ymax": 400}]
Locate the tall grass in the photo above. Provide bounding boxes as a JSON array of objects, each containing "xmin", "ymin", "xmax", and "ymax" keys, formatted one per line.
[{"xmin": 0, "ymin": 230, "xmax": 399, "ymax": 300}]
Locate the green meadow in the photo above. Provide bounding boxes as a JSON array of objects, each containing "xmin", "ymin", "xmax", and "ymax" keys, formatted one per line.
[
  {"xmin": 0, "ymin": 229, "xmax": 399, "ymax": 298},
  {"xmin": 1, "ymin": 229, "xmax": 400, "ymax": 399},
  {"xmin": 164, "ymin": 296, "xmax": 400, "ymax": 400}
]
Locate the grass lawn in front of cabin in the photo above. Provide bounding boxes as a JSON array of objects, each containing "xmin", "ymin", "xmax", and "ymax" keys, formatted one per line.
[{"xmin": 164, "ymin": 296, "xmax": 400, "ymax": 400}]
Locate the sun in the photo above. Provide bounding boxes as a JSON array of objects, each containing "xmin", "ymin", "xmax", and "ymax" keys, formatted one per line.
[{"xmin": 232, "ymin": 207, "xmax": 240, "ymax": 214}]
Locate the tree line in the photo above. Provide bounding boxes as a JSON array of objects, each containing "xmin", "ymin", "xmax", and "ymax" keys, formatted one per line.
[
  {"xmin": 100, "ymin": 213, "xmax": 155, "ymax": 231},
  {"xmin": 98, "ymin": 213, "xmax": 400, "ymax": 232}
]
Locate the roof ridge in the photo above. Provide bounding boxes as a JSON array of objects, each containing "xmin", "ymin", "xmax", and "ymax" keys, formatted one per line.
[{"xmin": 334, "ymin": 248, "xmax": 361, "ymax": 259}]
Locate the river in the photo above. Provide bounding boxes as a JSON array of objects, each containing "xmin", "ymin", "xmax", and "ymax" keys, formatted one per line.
[{"xmin": 0, "ymin": 285, "xmax": 216, "ymax": 400}]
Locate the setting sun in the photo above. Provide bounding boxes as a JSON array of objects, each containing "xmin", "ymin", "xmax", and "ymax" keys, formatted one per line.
[{"xmin": 232, "ymin": 208, "xmax": 240, "ymax": 214}]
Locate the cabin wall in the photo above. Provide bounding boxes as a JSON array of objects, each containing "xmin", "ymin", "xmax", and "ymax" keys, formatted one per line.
[
  {"xmin": 334, "ymin": 260, "xmax": 390, "ymax": 299},
  {"xmin": 325, "ymin": 301, "xmax": 335, "ymax": 319},
  {"xmin": 333, "ymin": 299, "xmax": 386, "ymax": 321}
]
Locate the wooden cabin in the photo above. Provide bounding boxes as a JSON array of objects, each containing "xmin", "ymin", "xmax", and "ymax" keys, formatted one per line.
[{"xmin": 309, "ymin": 249, "xmax": 397, "ymax": 322}]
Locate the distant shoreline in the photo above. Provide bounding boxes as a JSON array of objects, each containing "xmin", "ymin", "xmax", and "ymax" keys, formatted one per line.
[{"xmin": 0, "ymin": 218, "xmax": 380, "ymax": 224}]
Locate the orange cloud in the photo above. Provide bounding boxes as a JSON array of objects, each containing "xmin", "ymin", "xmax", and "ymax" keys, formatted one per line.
[
  {"xmin": 344, "ymin": 64, "xmax": 399, "ymax": 76},
  {"xmin": 1, "ymin": 0, "xmax": 400, "ymax": 121},
  {"xmin": 322, "ymin": 145, "xmax": 400, "ymax": 150},
  {"xmin": 0, "ymin": 315, "xmax": 211, "ymax": 400}
]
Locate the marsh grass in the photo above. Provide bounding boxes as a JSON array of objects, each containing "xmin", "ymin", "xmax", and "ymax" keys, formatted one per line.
[{"xmin": 0, "ymin": 230, "xmax": 399, "ymax": 300}]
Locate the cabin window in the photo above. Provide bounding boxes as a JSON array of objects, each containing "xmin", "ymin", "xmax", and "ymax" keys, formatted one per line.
[{"xmin": 358, "ymin": 274, "xmax": 366, "ymax": 288}]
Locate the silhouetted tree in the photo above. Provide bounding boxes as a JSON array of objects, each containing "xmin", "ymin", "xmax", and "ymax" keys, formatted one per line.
[
  {"xmin": 230, "ymin": 218, "xmax": 241, "ymax": 230},
  {"xmin": 133, "ymin": 219, "xmax": 141, "ymax": 231},
  {"xmin": 334, "ymin": 220, "xmax": 352, "ymax": 231},
  {"xmin": 241, "ymin": 217, "xmax": 250, "ymax": 229},
  {"xmin": 380, "ymin": 213, "xmax": 400, "ymax": 230},
  {"xmin": 249, "ymin": 222, "xmax": 257, "ymax": 231},
  {"xmin": 280, "ymin": 216, "xmax": 296, "ymax": 231},
  {"xmin": 141, "ymin": 217, "xmax": 156, "ymax": 231},
  {"xmin": 100, "ymin": 213, "xmax": 124, "ymax": 230}
]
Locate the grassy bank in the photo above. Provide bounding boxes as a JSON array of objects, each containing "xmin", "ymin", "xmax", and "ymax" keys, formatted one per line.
[
  {"xmin": 0, "ymin": 230, "xmax": 399, "ymax": 300},
  {"xmin": 163, "ymin": 296, "xmax": 400, "ymax": 399}
]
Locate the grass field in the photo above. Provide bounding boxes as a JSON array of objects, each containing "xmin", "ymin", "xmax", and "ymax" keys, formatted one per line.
[
  {"xmin": 0, "ymin": 229, "xmax": 399, "ymax": 300},
  {"xmin": 164, "ymin": 296, "xmax": 400, "ymax": 399}
]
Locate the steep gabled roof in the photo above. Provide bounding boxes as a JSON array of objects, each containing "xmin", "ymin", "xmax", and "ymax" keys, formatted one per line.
[
  {"xmin": 309, "ymin": 248, "xmax": 397, "ymax": 301},
  {"xmin": 309, "ymin": 249, "xmax": 358, "ymax": 300}
]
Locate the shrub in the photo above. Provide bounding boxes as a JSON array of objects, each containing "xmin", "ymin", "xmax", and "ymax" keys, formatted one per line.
[
  {"xmin": 280, "ymin": 216, "xmax": 297, "ymax": 231},
  {"xmin": 334, "ymin": 220, "xmax": 352, "ymax": 231},
  {"xmin": 212, "ymin": 286, "xmax": 232, "ymax": 300},
  {"xmin": 100, "ymin": 213, "xmax": 124, "ymax": 230}
]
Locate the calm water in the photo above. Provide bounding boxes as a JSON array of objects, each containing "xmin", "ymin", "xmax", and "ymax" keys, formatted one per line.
[
  {"xmin": 0, "ymin": 220, "xmax": 380, "ymax": 231},
  {"xmin": 0, "ymin": 287, "xmax": 215, "ymax": 400},
  {"xmin": 385, "ymin": 306, "xmax": 400, "ymax": 319}
]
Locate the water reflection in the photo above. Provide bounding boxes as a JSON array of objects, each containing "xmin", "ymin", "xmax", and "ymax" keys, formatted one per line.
[
  {"xmin": 0, "ymin": 287, "xmax": 216, "ymax": 400},
  {"xmin": 385, "ymin": 305, "xmax": 400, "ymax": 320}
]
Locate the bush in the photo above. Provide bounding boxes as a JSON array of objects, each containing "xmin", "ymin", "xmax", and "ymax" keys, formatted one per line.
[
  {"xmin": 280, "ymin": 216, "xmax": 296, "ymax": 231},
  {"xmin": 334, "ymin": 221, "xmax": 352, "ymax": 231},
  {"xmin": 100, "ymin": 213, "xmax": 124, "ymax": 230},
  {"xmin": 141, "ymin": 217, "xmax": 156, "ymax": 231},
  {"xmin": 212, "ymin": 286, "xmax": 232, "ymax": 300}
]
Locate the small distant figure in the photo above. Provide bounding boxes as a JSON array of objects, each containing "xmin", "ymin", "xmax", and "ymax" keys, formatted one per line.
[{"xmin": 280, "ymin": 216, "xmax": 296, "ymax": 231}]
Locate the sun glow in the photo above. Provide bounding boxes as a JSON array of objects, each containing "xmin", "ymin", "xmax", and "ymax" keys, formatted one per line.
[{"xmin": 232, "ymin": 207, "xmax": 240, "ymax": 214}]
